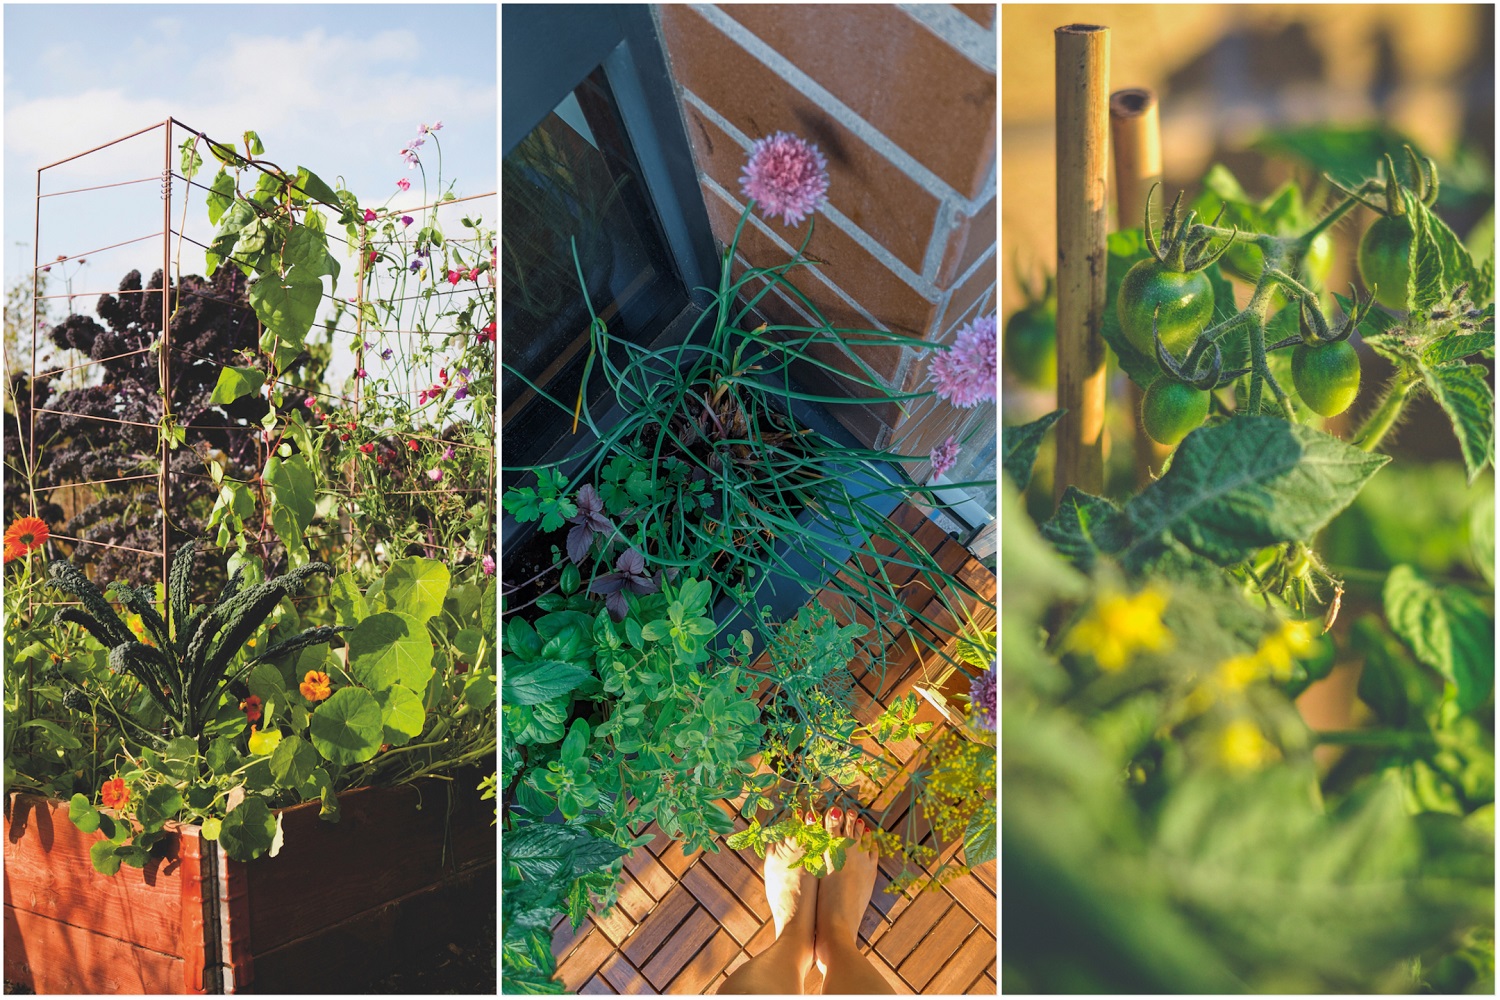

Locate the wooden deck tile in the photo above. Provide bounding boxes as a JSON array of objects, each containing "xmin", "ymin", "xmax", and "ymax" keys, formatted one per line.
[
  {"xmin": 614, "ymin": 870, "xmax": 655, "ymax": 923},
  {"xmin": 971, "ymin": 857, "xmax": 996, "ymax": 891},
  {"xmin": 623, "ymin": 845, "xmax": 676, "ymax": 900},
  {"xmin": 864, "ymin": 946, "xmax": 916, "ymax": 994},
  {"xmin": 642, "ymin": 907, "xmax": 719, "ymax": 990},
  {"xmin": 664, "ymin": 927, "xmax": 740, "ymax": 994},
  {"xmin": 745, "ymin": 919, "xmax": 777, "ymax": 957},
  {"xmin": 967, "ymin": 970, "xmax": 997, "ymax": 994},
  {"xmin": 598, "ymin": 952, "xmax": 653, "ymax": 995},
  {"xmin": 658, "ymin": 839, "xmax": 702, "ymax": 878},
  {"xmin": 700, "ymin": 847, "xmax": 773, "ymax": 922},
  {"xmin": 681, "ymin": 863, "xmax": 763, "ymax": 945},
  {"xmin": 943, "ymin": 872, "xmax": 997, "ymax": 932},
  {"xmin": 924, "ymin": 928, "xmax": 997, "ymax": 995},
  {"xmin": 873, "ymin": 889, "xmax": 952, "ymax": 968},
  {"xmin": 556, "ymin": 924, "xmax": 617, "ymax": 992},
  {"xmin": 898, "ymin": 902, "xmax": 978, "ymax": 991},
  {"xmin": 620, "ymin": 884, "xmax": 697, "ymax": 967},
  {"xmin": 552, "ymin": 913, "xmax": 588, "ymax": 961},
  {"xmin": 590, "ymin": 896, "xmax": 639, "ymax": 946},
  {"xmin": 580, "ymin": 973, "xmax": 616, "ymax": 994}
]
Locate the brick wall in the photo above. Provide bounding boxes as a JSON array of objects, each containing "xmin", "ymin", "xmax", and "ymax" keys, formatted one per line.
[{"xmin": 655, "ymin": 3, "xmax": 997, "ymax": 485}]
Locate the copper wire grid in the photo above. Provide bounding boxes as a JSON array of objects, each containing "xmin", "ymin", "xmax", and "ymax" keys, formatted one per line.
[{"xmin": 25, "ymin": 117, "xmax": 497, "ymax": 614}]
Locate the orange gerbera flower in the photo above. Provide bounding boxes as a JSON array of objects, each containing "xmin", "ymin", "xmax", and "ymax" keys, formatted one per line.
[
  {"xmin": 300, "ymin": 671, "xmax": 332, "ymax": 702},
  {"xmin": 100, "ymin": 777, "xmax": 129, "ymax": 810},
  {"xmin": 3, "ymin": 517, "xmax": 48, "ymax": 562}
]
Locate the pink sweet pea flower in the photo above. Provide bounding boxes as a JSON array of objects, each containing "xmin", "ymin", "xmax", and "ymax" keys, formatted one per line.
[
  {"xmin": 427, "ymin": 468, "xmax": 443, "ymax": 482},
  {"xmin": 363, "ymin": 208, "xmax": 377, "ymax": 223},
  {"xmin": 396, "ymin": 178, "xmax": 411, "ymax": 192}
]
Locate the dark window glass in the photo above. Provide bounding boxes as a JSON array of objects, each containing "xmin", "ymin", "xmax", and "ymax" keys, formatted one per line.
[{"xmin": 501, "ymin": 65, "xmax": 684, "ymax": 479}]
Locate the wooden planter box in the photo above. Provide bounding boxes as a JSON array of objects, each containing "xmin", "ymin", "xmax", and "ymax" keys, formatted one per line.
[{"xmin": 5, "ymin": 778, "xmax": 495, "ymax": 994}]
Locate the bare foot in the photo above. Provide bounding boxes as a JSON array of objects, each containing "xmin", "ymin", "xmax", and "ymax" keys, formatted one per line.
[
  {"xmin": 814, "ymin": 807, "xmax": 879, "ymax": 972},
  {"xmin": 763, "ymin": 813, "xmax": 819, "ymax": 978}
]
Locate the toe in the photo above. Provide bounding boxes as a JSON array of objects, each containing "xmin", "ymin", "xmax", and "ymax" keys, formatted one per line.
[{"xmin": 825, "ymin": 806, "xmax": 842, "ymax": 836}]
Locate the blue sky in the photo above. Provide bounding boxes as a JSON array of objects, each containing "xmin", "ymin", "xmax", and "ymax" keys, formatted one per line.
[{"xmin": 4, "ymin": 4, "xmax": 496, "ymax": 305}]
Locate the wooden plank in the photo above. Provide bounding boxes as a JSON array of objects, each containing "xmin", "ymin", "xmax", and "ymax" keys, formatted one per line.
[
  {"xmin": 589, "ymin": 895, "xmax": 638, "ymax": 946},
  {"xmin": 620, "ymin": 884, "xmax": 696, "ymax": 967},
  {"xmin": 925, "ymin": 928, "xmax": 997, "ymax": 996},
  {"xmin": 898, "ymin": 901, "xmax": 975, "ymax": 990},
  {"xmin": 551, "ymin": 911, "xmax": 588, "ymax": 961},
  {"xmin": 872, "ymin": 888, "xmax": 951, "ymax": 968},
  {"xmin": 664, "ymin": 927, "xmax": 740, "ymax": 994},
  {"xmin": 4, "ymin": 906, "xmax": 183, "ymax": 995},
  {"xmin": 622, "ymin": 845, "xmax": 676, "ymax": 900},
  {"xmin": 657, "ymin": 837, "xmax": 702, "ymax": 878},
  {"xmin": 699, "ymin": 846, "xmax": 772, "ymax": 921},
  {"xmin": 745, "ymin": 917, "xmax": 777, "ymax": 956},
  {"xmin": 967, "ymin": 969, "xmax": 998, "ymax": 994},
  {"xmin": 943, "ymin": 872, "xmax": 997, "ymax": 932},
  {"xmin": 4, "ymin": 792, "xmax": 188, "ymax": 959},
  {"xmin": 614, "ymin": 870, "xmax": 654, "ymax": 923},
  {"xmin": 242, "ymin": 780, "xmax": 493, "ymax": 955},
  {"xmin": 598, "ymin": 951, "xmax": 652, "ymax": 995},
  {"xmin": 641, "ymin": 907, "xmax": 718, "ymax": 990},
  {"xmin": 972, "ymin": 857, "xmax": 996, "ymax": 891},
  {"xmin": 556, "ymin": 923, "xmax": 616, "ymax": 993},
  {"xmin": 680, "ymin": 863, "xmax": 761, "ymax": 945},
  {"xmin": 580, "ymin": 973, "xmax": 615, "ymax": 994},
  {"xmin": 862, "ymin": 945, "xmax": 915, "ymax": 995}
]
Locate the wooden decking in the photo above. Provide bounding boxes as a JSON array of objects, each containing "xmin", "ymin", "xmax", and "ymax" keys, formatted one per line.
[{"xmin": 550, "ymin": 506, "xmax": 998, "ymax": 994}]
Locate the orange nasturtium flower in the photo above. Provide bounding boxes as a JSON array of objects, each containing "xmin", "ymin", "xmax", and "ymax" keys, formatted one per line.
[
  {"xmin": 100, "ymin": 777, "xmax": 129, "ymax": 810},
  {"xmin": 3, "ymin": 516, "xmax": 49, "ymax": 563},
  {"xmin": 300, "ymin": 671, "xmax": 332, "ymax": 702}
]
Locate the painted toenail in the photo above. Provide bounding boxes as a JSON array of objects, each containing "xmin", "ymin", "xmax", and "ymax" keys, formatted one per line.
[{"xmin": 830, "ymin": 808, "xmax": 841, "ymax": 821}]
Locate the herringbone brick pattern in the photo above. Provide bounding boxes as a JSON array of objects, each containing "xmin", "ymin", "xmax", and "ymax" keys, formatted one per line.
[{"xmin": 551, "ymin": 506, "xmax": 997, "ymax": 994}]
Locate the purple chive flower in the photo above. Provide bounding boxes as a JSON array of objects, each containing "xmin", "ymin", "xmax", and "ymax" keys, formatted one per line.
[
  {"xmin": 740, "ymin": 131, "xmax": 829, "ymax": 227},
  {"xmin": 969, "ymin": 663, "xmax": 996, "ymax": 731},
  {"xmin": 482, "ymin": 554, "xmax": 495, "ymax": 576},
  {"xmin": 930, "ymin": 435, "xmax": 960, "ymax": 478},
  {"xmin": 589, "ymin": 548, "xmax": 657, "ymax": 621},
  {"xmin": 564, "ymin": 484, "xmax": 615, "ymax": 565},
  {"xmin": 929, "ymin": 315, "xmax": 997, "ymax": 409}
]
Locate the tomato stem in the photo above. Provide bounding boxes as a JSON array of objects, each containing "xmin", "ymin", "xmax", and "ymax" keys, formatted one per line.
[{"xmin": 1352, "ymin": 375, "xmax": 1417, "ymax": 452}]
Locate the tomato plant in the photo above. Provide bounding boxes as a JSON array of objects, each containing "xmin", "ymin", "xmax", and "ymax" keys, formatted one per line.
[{"xmin": 1005, "ymin": 138, "xmax": 1494, "ymax": 993}]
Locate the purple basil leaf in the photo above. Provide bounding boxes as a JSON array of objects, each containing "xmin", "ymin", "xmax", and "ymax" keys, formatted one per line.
[
  {"xmin": 605, "ymin": 590, "xmax": 629, "ymax": 622},
  {"xmin": 566, "ymin": 524, "xmax": 592, "ymax": 565},
  {"xmin": 590, "ymin": 574, "xmax": 627, "ymax": 596}
]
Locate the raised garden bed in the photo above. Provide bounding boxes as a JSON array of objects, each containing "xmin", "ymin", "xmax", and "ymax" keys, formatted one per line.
[{"xmin": 4, "ymin": 779, "xmax": 494, "ymax": 995}]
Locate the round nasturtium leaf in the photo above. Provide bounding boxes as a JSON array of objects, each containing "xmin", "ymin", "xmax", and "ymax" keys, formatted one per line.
[
  {"xmin": 248, "ymin": 727, "xmax": 283, "ymax": 757},
  {"xmin": 380, "ymin": 557, "xmax": 450, "ymax": 622},
  {"xmin": 269, "ymin": 734, "xmax": 319, "ymax": 789},
  {"xmin": 309, "ymin": 686, "xmax": 384, "ymax": 764},
  {"xmin": 218, "ymin": 797, "xmax": 277, "ymax": 862},
  {"xmin": 375, "ymin": 685, "xmax": 425, "ymax": 746},
  {"xmin": 347, "ymin": 612, "xmax": 435, "ymax": 693},
  {"xmin": 69, "ymin": 793, "xmax": 100, "ymax": 834},
  {"xmin": 201, "ymin": 817, "xmax": 223, "ymax": 841}
]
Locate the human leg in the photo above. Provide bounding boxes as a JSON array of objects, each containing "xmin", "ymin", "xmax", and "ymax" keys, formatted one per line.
[
  {"xmin": 815, "ymin": 809, "xmax": 895, "ymax": 995},
  {"xmin": 719, "ymin": 816, "xmax": 818, "ymax": 994}
]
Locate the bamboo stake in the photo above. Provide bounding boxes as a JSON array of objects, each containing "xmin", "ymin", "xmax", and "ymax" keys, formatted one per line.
[
  {"xmin": 1054, "ymin": 24, "xmax": 1110, "ymax": 502},
  {"xmin": 1110, "ymin": 87, "xmax": 1173, "ymax": 484}
]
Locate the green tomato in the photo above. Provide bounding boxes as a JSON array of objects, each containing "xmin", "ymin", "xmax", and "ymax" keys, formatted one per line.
[
  {"xmin": 1291, "ymin": 340, "xmax": 1361, "ymax": 418},
  {"xmin": 1118, "ymin": 260, "xmax": 1214, "ymax": 359},
  {"xmin": 1003, "ymin": 301, "xmax": 1057, "ymax": 388},
  {"xmin": 1358, "ymin": 215, "xmax": 1414, "ymax": 311},
  {"xmin": 1140, "ymin": 378, "xmax": 1210, "ymax": 447}
]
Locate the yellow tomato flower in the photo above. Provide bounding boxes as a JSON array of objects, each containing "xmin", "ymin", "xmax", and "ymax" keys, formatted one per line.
[
  {"xmin": 1068, "ymin": 586, "xmax": 1172, "ymax": 671},
  {"xmin": 1216, "ymin": 653, "xmax": 1265, "ymax": 692},
  {"xmin": 1218, "ymin": 719, "xmax": 1278, "ymax": 773},
  {"xmin": 1258, "ymin": 619, "xmax": 1318, "ymax": 681}
]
